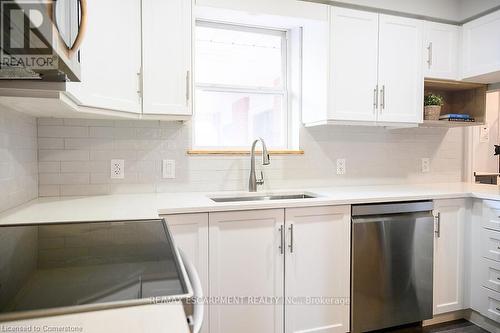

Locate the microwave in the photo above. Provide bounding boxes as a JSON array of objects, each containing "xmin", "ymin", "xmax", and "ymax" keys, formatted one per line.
[{"xmin": 0, "ymin": 0, "xmax": 85, "ymax": 81}]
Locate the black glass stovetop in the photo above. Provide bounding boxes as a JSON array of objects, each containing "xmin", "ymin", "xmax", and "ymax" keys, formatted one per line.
[{"xmin": 0, "ymin": 219, "xmax": 188, "ymax": 318}]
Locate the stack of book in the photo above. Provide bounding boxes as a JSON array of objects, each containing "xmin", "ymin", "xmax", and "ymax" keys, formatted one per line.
[{"xmin": 438, "ymin": 114, "xmax": 475, "ymax": 122}]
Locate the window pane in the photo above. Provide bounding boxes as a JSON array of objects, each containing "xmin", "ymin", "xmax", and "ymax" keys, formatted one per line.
[
  {"xmin": 195, "ymin": 25, "xmax": 284, "ymax": 88},
  {"xmin": 194, "ymin": 89, "xmax": 286, "ymax": 149}
]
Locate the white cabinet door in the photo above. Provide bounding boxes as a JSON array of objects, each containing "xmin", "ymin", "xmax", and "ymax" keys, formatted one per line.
[
  {"xmin": 423, "ymin": 22, "xmax": 459, "ymax": 80},
  {"xmin": 462, "ymin": 10, "xmax": 500, "ymax": 83},
  {"xmin": 209, "ymin": 209, "xmax": 284, "ymax": 333},
  {"xmin": 142, "ymin": 0, "xmax": 192, "ymax": 116},
  {"xmin": 329, "ymin": 7, "xmax": 379, "ymax": 122},
  {"xmin": 163, "ymin": 213, "xmax": 209, "ymax": 333},
  {"xmin": 285, "ymin": 206, "xmax": 350, "ymax": 333},
  {"xmin": 378, "ymin": 14, "xmax": 423, "ymax": 124},
  {"xmin": 433, "ymin": 199, "xmax": 466, "ymax": 315},
  {"xmin": 67, "ymin": 0, "xmax": 142, "ymax": 114}
]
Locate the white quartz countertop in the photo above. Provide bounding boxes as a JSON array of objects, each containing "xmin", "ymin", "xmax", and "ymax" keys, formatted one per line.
[{"xmin": 2, "ymin": 182, "xmax": 500, "ymax": 225}]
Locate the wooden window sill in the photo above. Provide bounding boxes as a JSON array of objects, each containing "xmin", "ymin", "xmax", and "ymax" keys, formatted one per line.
[{"xmin": 187, "ymin": 150, "xmax": 304, "ymax": 155}]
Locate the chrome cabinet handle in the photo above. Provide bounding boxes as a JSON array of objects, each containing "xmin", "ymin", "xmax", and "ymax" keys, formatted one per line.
[
  {"xmin": 279, "ymin": 225, "xmax": 284, "ymax": 255},
  {"xmin": 288, "ymin": 224, "xmax": 294, "ymax": 253},
  {"xmin": 373, "ymin": 85, "xmax": 378, "ymax": 112},
  {"xmin": 186, "ymin": 70, "xmax": 190, "ymax": 106},
  {"xmin": 427, "ymin": 42, "xmax": 433, "ymax": 68},
  {"xmin": 137, "ymin": 70, "xmax": 143, "ymax": 98},
  {"xmin": 434, "ymin": 212, "xmax": 441, "ymax": 238},
  {"xmin": 380, "ymin": 85, "xmax": 385, "ymax": 111}
]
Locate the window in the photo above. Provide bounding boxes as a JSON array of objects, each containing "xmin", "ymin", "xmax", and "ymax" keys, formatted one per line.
[{"xmin": 193, "ymin": 21, "xmax": 290, "ymax": 150}]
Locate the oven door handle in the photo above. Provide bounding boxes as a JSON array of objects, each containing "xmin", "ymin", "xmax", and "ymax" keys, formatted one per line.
[{"xmin": 178, "ymin": 249, "xmax": 204, "ymax": 333}]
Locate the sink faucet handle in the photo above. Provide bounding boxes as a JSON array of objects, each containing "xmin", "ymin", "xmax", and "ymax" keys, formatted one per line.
[{"xmin": 256, "ymin": 171, "xmax": 265, "ymax": 185}]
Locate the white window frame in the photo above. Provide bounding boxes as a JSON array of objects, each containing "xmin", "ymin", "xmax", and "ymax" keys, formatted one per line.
[{"xmin": 193, "ymin": 20, "xmax": 292, "ymax": 150}]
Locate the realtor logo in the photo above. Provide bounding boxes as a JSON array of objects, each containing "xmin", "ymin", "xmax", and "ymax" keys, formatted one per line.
[{"xmin": 0, "ymin": 0, "xmax": 57, "ymax": 70}]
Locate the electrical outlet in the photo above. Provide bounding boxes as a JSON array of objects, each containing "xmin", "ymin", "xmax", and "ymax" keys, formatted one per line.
[
  {"xmin": 110, "ymin": 159, "xmax": 125, "ymax": 179},
  {"xmin": 421, "ymin": 158, "xmax": 430, "ymax": 173},
  {"xmin": 336, "ymin": 158, "xmax": 346, "ymax": 175},
  {"xmin": 162, "ymin": 159, "xmax": 176, "ymax": 179}
]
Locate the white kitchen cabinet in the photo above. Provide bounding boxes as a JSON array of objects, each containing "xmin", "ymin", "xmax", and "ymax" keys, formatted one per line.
[
  {"xmin": 377, "ymin": 14, "xmax": 423, "ymax": 124},
  {"xmin": 67, "ymin": 0, "xmax": 142, "ymax": 114},
  {"xmin": 462, "ymin": 9, "xmax": 500, "ymax": 83},
  {"xmin": 433, "ymin": 199, "xmax": 466, "ymax": 315},
  {"xmin": 163, "ymin": 213, "xmax": 209, "ymax": 333},
  {"xmin": 303, "ymin": 7, "xmax": 423, "ymax": 126},
  {"xmin": 142, "ymin": 0, "xmax": 192, "ymax": 116},
  {"xmin": 209, "ymin": 209, "xmax": 284, "ymax": 333},
  {"xmin": 328, "ymin": 7, "xmax": 379, "ymax": 123},
  {"xmin": 423, "ymin": 22, "xmax": 460, "ymax": 80},
  {"xmin": 65, "ymin": 0, "xmax": 193, "ymax": 119},
  {"xmin": 285, "ymin": 206, "xmax": 350, "ymax": 333},
  {"xmin": 209, "ymin": 206, "xmax": 351, "ymax": 333}
]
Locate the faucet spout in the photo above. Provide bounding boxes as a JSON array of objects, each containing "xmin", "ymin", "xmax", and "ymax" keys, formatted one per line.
[{"xmin": 249, "ymin": 138, "xmax": 270, "ymax": 192}]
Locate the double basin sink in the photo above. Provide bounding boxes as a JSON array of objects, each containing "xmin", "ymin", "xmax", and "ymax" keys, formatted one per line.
[{"xmin": 210, "ymin": 193, "xmax": 317, "ymax": 203}]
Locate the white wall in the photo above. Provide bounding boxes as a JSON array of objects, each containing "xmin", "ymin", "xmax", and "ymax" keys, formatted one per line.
[
  {"xmin": 37, "ymin": 118, "xmax": 465, "ymax": 196},
  {"xmin": 0, "ymin": 109, "xmax": 38, "ymax": 212}
]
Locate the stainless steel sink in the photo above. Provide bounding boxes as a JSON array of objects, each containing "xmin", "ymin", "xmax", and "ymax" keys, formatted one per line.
[{"xmin": 210, "ymin": 193, "xmax": 317, "ymax": 203}]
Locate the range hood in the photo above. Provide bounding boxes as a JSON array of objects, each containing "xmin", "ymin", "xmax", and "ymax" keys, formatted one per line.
[{"xmin": 0, "ymin": 0, "xmax": 86, "ymax": 82}]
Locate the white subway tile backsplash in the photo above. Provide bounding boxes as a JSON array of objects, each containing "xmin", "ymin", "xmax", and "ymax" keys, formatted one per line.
[
  {"xmin": 39, "ymin": 149, "xmax": 90, "ymax": 162},
  {"xmin": 39, "ymin": 173, "xmax": 90, "ymax": 185},
  {"xmin": 37, "ymin": 126, "xmax": 88, "ymax": 138},
  {"xmin": 39, "ymin": 185, "xmax": 60, "ymax": 197},
  {"xmin": 38, "ymin": 138, "xmax": 64, "ymax": 150},
  {"xmin": 38, "ymin": 161, "xmax": 60, "ymax": 173},
  {"xmin": 0, "ymin": 109, "xmax": 38, "ymax": 212},
  {"xmin": 36, "ymin": 118, "xmax": 466, "ymax": 197}
]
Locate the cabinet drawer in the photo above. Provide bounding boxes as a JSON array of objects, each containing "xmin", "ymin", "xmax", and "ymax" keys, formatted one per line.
[
  {"xmin": 480, "ymin": 287, "xmax": 500, "ymax": 323},
  {"xmin": 482, "ymin": 228, "xmax": 500, "ymax": 262},
  {"xmin": 481, "ymin": 258, "xmax": 500, "ymax": 292},
  {"xmin": 481, "ymin": 229, "xmax": 500, "ymax": 262},
  {"xmin": 482, "ymin": 201, "xmax": 500, "ymax": 231}
]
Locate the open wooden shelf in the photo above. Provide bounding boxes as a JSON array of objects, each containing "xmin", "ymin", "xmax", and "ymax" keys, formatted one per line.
[
  {"xmin": 420, "ymin": 120, "xmax": 484, "ymax": 128},
  {"xmin": 422, "ymin": 79, "xmax": 487, "ymax": 127}
]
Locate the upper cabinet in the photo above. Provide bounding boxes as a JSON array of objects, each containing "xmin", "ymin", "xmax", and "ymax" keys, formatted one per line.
[
  {"xmin": 303, "ymin": 7, "xmax": 423, "ymax": 126},
  {"xmin": 423, "ymin": 22, "xmax": 460, "ymax": 80},
  {"xmin": 142, "ymin": 0, "xmax": 192, "ymax": 116},
  {"xmin": 327, "ymin": 7, "xmax": 379, "ymax": 123},
  {"xmin": 67, "ymin": 0, "xmax": 142, "ymax": 114},
  {"xmin": 462, "ymin": 10, "xmax": 500, "ymax": 83},
  {"xmin": 377, "ymin": 14, "xmax": 423, "ymax": 124},
  {"xmin": 66, "ymin": 0, "xmax": 193, "ymax": 119}
]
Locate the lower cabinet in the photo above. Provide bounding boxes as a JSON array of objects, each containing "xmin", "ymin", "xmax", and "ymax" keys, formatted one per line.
[
  {"xmin": 433, "ymin": 199, "xmax": 466, "ymax": 315},
  {"xmin": 163, "ymin": 213, "xmax": 209, "ymax": 333},
  {"xmin": 209, "ymin": 206, "xmax": 351, "ymax": 333},
  {"xmin": 285, "ymin": 206, "xmax": 351, "ymax": 333},
  {"xmin": 209, "ymin": 209, "xmax": 285, "ymax": 333}
]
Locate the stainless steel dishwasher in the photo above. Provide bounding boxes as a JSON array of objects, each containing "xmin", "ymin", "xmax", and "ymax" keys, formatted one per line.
[{"xmin": 351, "ymin": 201, "xmax": 434, "ymax": 333}]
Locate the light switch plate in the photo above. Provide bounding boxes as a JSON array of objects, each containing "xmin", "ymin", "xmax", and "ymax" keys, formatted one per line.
[
  {"xmin": 111, "ymin": 159, "xmax": 125, "ymax": 179},
  {"xmin": 163, "ymin": 160, "xmax": 175, "ymax": 179}
]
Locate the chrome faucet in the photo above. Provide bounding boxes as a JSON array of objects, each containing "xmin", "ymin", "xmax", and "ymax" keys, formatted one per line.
[{"xmin": 249, "ymin": 138, "xmax": 270, "ymax": 192}]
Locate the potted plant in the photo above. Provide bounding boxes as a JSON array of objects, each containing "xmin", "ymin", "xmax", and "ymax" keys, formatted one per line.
[{"xmin": 424, "ymin": 93, "xmax": 444, "ymax": 120}]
